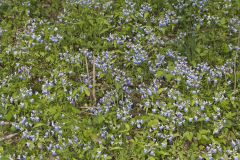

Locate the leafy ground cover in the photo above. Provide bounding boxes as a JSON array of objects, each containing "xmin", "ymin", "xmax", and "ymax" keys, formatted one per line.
[{"xmin": 0, "ymin": 0, "xmax": 240, "ymax": 159}]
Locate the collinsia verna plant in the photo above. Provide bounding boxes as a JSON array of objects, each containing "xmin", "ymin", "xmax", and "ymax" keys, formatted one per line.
[{"xmin": 0, "ymin": 0, "xmax": 239, "ymax": 159}]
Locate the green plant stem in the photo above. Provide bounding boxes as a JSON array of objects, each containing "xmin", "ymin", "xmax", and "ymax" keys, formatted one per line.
[
  {"xmin": 92, "ymin": 55, "xmax": 96, "ymax": 105},
  {"xmin": 234, "ymin": 31, "xmax": 240, "ymax": 93}
]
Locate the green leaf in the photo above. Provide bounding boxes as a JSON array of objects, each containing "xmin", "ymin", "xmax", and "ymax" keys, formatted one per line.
[
  {"xmin": 222, "ymin": 43, "xmax": 229, "ymax": 53},
  {"xmin": 157, "ymin": 150, "xmax": 169, "ymax": 156},
  {"xmin": 0, "ymin": 146, "xmax": 3, "ymax": 154},
  {"xmin": 166, "ymin": 74, "xmax": 173, "ymax": 81},
  {"xmin": 5, "ymin": 112, "xmax": 13, "ymax": 121},
  {"xmin": 197, "ymin": 133, "xmax": 201, "ymax": 140},
  {"xmin": 201, "ymin": 135, "xmax": 209, "ymax": 142},
  {"xmin": 148, "ymin": 157, "xmax": 155, "ymax": 160},
  {"xmin": 99, "ymin": 28, "xmax": 110, "ymax": 35},
  {"xmin": 220, "ymin": 18, "xmax": 226, "ymax": 25},
  {"xmin": 148, "ymin": 119, "xmax": 158, "ymax": 127},
  {"xmin": 72, "ymin": 88, "xmax": 80, "ymax": 97},
  {"xmin": 157, "ymin": 115, "xmax": 166, "ymax": 122},
  {"xmin": 224, "ymin": 120, "xmax": 233, "ymax": 128},
  {"xmin": 93, "ymin": 115, "xmax": 104, "ymax": 125},
  {"xmin": 33, "ymin": 123, "xmax": 47, "ymax": 129},
  {"xmin": 84, "ymin": 88, "xmax": 90, "ymax": 96},
  {"xmin": 158, "ymin": 88, "xmax": 165, "ymax": 94},
  {"xmin": 199, "ymin": 129, "xmax": 209, "ymax": 135},
  {"xmin": 156, "ymin": 70, "xmax": 164, "ymax": 78},
  {"xmin": 137, "ymin": 67, "xmax": 142, "ymax": 73},
  {"xmin": 10, "ymin": 126, "xmax": 17, "ymax": 132},
  {"xmin": 113, "ymin": 40, "xmax": 117, "ymax": 48},
  {"xmin": 39, "ymin": 52, "xmax": 46, "ymax": 57},
  {"xmin": 144, "ymin": 12, "xmax": 149, "ymax": 19},
  {"xmin": 46, "ymin": 55, "xmax": 54, "ymax": 63},
  {"xmin": 115, "ymin": 82, "xmax": 121, "ymax": 91},
  {"xmin": 196, "ymin": 24, "xmax": 200, "ymax": 31},
  {"xmin": 125, "ymin": 123, "xmax": 130, "ymax": 131},
  {"xmin": 183, "ymin": 131, "xmax": 193, "ymax": 141}
]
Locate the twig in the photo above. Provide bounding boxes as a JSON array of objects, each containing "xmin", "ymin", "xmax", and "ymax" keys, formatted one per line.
[
  {"xmin": 79, "ymin": 111, "xmax": 95, "ymax": 115},
  {"xmin": 0, "ymin": 121, "xmax": 12, "ymax": 125},
  {"xmin": 92, "ymin": 55, "xmax": 96, "ymax": 104},
  {"xmin": 79, "ymin": 106, "xmax": 98, "ymax": 109},
  {"xmin": 0, "ymin": 133, "xmax": 18, "ymax": 142}
]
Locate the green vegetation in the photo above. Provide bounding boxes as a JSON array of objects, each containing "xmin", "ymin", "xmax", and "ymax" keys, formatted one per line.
[{"xmin": 0, "ymin": 0, "xmax": 239, "ymax": 159}]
